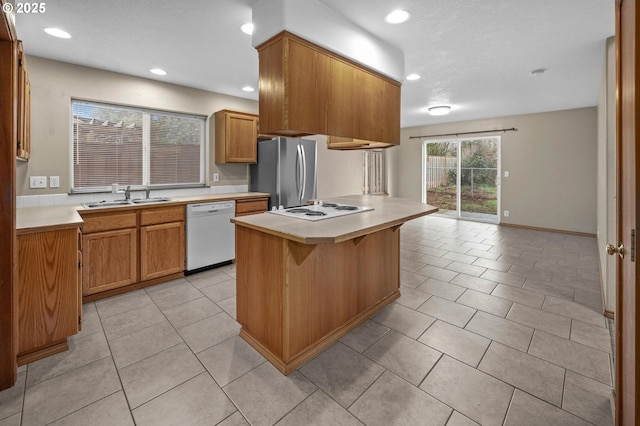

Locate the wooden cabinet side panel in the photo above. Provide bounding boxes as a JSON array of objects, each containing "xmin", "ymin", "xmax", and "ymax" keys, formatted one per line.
[
  {"xmin": 327, "ymin": 58, "xmax": 357, "ymax": 138},
  {"xmin": 82, "ymin": 228, "xmax": 137, "ymax": 296},
  {"xmin": 214, "ymin": 110, "xmax": 227, "ymax": 164},
  {"xmin": 236, "ymin": 226, "xmax": 285, "ymax": 358},
  {"xmin": 140, "ymin": 222, "xmax": 185, "ymax": 281},
  {"xmin": 383, "ymin": 81, "xmax": 401, "ymax": 144},
  {"xmin": 356, "ymin": 70, "xmax": 386, "ymax": 143},
  {"xmin": 258, "ymin": 39, "xmax": 285, "ymax": 135},
  {"xmin": 18, "ymin": 229, "xmax": 78, "ymax": 354}
]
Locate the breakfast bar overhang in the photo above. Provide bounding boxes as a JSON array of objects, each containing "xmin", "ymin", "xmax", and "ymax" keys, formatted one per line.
[{"xmin": 231, "ymin": 195, "xmax": 438, "ymax": 374}]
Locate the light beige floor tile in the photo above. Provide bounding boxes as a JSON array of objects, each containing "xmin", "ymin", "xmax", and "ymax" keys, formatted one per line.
[
  {"xmin": 119, "ymin": 343, "xmax": 204, "ymax": 409},
  {"xmin": 472, "ymin": 257, "xmax": 511, "ymax": 272},
  {"xmin": 339, "ymin": 320, "xmax": 389, "ymax": 353},
  {"xmin": 276, "ymin": 390, "xmax": 361, "ymax": 426},
  {"xmin": 490, "ymin": 283, "xmax": 545, "ymax": 308},
  {"xmin": 450, "ymin": 274, "xmax": 498, "ymax": 294},
  {"xmin": 400, "ymin": 257, "xmax": 428, "ymax": 273},
  {"xmin": 443, "ymin": 252, "xmax": 478, "ymax": 265},
  {"xmin": 457, "ymin": 289, "xmax": 513, "ymax": 317},
  {"xmin": 528, "ymin": 331, "xmax": 611, "ymax": 385},
  {"xmin": 218, "ymin": 412, "xmax": 249, "ymax": 426},
  {"xmin": 416, "ymin": 265, "xmax": 459, "ymax": 282},
  {"xmin": 145, "ymin": 278, "xmax": 204, "ymax": 310},
  {"xmin": 224, "ymin": 362, "xmax": 317, "ymax": 426},
  {"xmin": 350, "ymin": 370, "xmax": 451, "ymax": 426},
  {"xmin": 419, "ymin": 254, "xmax": 454, "ymax": 269},
  {"xmin": 400, "ymin": 270, "xmax": 429, "ymax": 288},
  {"xmin": 446, "ymin": 261, "xmax": 487, "ymax": 277},
  {"xmin": 506, "ymin": 303, "xmax": 571, "ymax": 338},
  {"xmin": 178, "ymin": 312, "xmax": 240, "ymax": 353},
  {"xmin": 415, "ymin": 246, "xmax": 448, "ymax": 258},
  {"xmin": 496, "ymin": 254, "xmax": 537, "ymax": 268},
  {"xmin": 216, "ymin": 296, "xmax": 237, "ymax": 319},
  {"xmin": 185, "ymin": 268, "xmax": 234, "ymax": 289},
  {"xmin": 543, "ymin": 296, "xmax": 607, "ymax": 328},
  {"xmin": 418, "ymin": 296, "xmax": 476, "ymax": 328},
  {"xmin": 395, "ymin": 285, "xmax": 431, "ymax": 309},
  {"xmin": 80, "ymin": 302, "xmax": 104, "ymax": 336},
  {"xmin": 480, "ymin": 269, "xmax": 526, "ymax": 288},
  {"xmin": 0, "ymin": 372, "xmax": 25, "ymax": 420},
  {"xmin": 523, "ymin": 279, "xmax": 575, "ymax": 300},
  {"xmin": 22, "ymin": 357, "xmax": 121, "ymax": 426},
  {"xmin": 197, "ymin": 335, "xmax": 265, "ymax": 387},
  {"xmin": 200, "ymin": 279, "xmax": 236, "ymax": 303},
  {"xmin": 299, "ymin": 343, "xmax": 384, "ymax": 408},
  {"xmin": 570, "ymin": 320, "xmax": 612, "ymax": 353},
  {"xmin": 420, "ymin": 355, "xmax": 513, "ymax": 426},
  {"xmin": 574, "ymin": 287, "xmax": 604, "ymax": 311},
  {"xmin": 467, "ymin": 248, "xmax": 501, "ymax": 261},
  {"xmin": 479, "ymin": 342, "xmax": 565, "ymax": 406},
  {"xmin": 0, "ymin": 413, "xmax": 20, "ymax": 426},
  {"xmin": 510, "ymin": 265, "xmax": 554, "ymax": 282},
  {"xmin": 162, "ymin": 296, "xmax": 222, "ymax": 329},
  {"xmin": 95, "ymin": 289, "xmax": 154, "ymax": 319},
  {"xmin": 364, "ymin": 330, "xmax": 442, "ymax": 385},
  {"xmin": 26, "ymin": 330, "xmax": 111, "ymax": 387},
  {"xmin": 446, "ymin": 411, "xmax": 479, "ymax": 425},
  {"xmin": 419, "ymin": 320, "xmax": 489, "ymax": 367},
  {"xmin": 562, "ymin": 371, "xmax": 614, "ymax": 426},
  {"xmin": 504, "ymin": 390, "xmax": 591, "ymax": 426},
  {"xmin": 416, "ymin": 279, "xmax": 466, "ymax": 301},
  {"xmin": 372, "ymin": 303, "xmax": 435, "ymax": 339},
  {"xmin": 49, "ymin": 391, "xmax": 134, "ymax": 426},
  {"xmin": 464, "ymin": 311, "xmax": 533, "ymax": 352},
  {"xmin": 132, "ymin": 372, "xmax": 235, "ymax": 426},
  {"xmin": 101, "ymin": 303, "xmax": 166, "ymax": 341},
  {"xmin": 110, "ymin": 321, "xmax": 183, "ymax": 369}
]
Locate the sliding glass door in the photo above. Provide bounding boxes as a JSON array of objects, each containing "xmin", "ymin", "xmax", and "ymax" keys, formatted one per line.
[{"xmin": 423, "ymin": 137, "xmax": 500, "ymax": 223}]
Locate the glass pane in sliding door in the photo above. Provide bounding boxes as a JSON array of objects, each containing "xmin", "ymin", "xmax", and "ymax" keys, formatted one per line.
[
  {"xmin": 424, "ymin": 141, "xmax": 458, "ymax": 218},
  {"xmin": 459, "ymin": 138, "xmax": 499, "ymax": 221}
]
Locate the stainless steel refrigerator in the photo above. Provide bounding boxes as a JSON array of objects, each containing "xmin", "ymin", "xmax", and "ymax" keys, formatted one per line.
[{"xmin": 250, "ymin": 137, "xmax": 317, "ymax": 209}]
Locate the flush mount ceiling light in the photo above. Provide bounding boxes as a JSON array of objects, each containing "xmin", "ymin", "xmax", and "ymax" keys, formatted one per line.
[
  {"xmin": 428, "ymin": 105, "xmax": 451, "ymax": 116},
  {"xmin": 530, "ymin": 68, "xmax": 547, "ymax": 76},
  {"xmin": 406, "ymin": 73, "xmax": 421, "ymax": 81},
  {"xmin": 242, "ymin": 86, "xmax": 255, "ymax": 92},
  {"xmin": 385, "ymin": 9, "xmax": 411, "ymax": 24},
  {"xmin": 44, "ymin": 28, "xmax": 71, "ymax": 39},
  {"xmin": 241, "ymin": 23, "xmax": 254, "ymax": 35},
  {"xmin": 150, "ymin": 68, "xmax": 167, "ymax": 76}
]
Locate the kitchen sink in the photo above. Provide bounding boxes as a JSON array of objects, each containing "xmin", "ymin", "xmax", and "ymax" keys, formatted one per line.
[
  {"xmin": 131, "ymin": 197, "xmax": 172, "ymax": 204},
  {"xmin": 82, "ymin": 200, "xmax": 132, "ymax": 208}
]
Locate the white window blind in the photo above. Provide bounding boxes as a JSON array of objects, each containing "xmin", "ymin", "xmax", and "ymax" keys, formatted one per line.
[
  {"xmin": 71, "ymin": 100, "xmax": 205, "ymax": 192},
  {"xmin": 363, "ymin": 149, "xmax": 386, "ymax": 195}
]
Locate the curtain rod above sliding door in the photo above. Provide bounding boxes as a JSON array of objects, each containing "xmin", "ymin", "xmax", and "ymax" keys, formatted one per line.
[{"xmin": 409, "ymin": 127, "xmax": 518, "ymax": 139}]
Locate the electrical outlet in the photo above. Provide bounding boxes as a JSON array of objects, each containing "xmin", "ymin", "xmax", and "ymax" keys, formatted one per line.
[
  {"xmin": 213, "ymin": 173, "xmax": 220, "ymax": 182},
  {"xmin": 29, "ymin": 176, "xmax": 47, "ymax": 188},
  {"xmin": 504, "ymin": 171, "xmax": 509, "ymax": 177},
  {"xmin": 50, "ymin": 176, "xmax": 60, "ymax": 188},
  {"xmin": 504, "ymin": 210, "xmax": 509, "ymax": 217}
]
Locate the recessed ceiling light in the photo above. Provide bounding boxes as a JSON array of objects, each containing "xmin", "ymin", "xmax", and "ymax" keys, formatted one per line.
[
  {"xmin": 385, "ymin": 10, "xmax": 411, "ymax": 24},
  {"xmin": 530, "ymin": 68, "xmax": 547, "ymax": 76},
  {"xmin": 406, "ymin": 73, "xmax": 421, "ymax": 81},
  {"xmin": 44, "ymin": 28, "xmax": 71, "ymax": 39},
  {"xmin": 241, "ymin": 23, "xmax": 254, "ymax": 35},
  {"xmin": 150, "ymin": 68, "xmax": 167, "ymax": 76},
  {"xmin": 242, "ymin": 86, "xmax": 255, "ymax": 92},
  {"xmin": 428, "ymin": 105, "xmax": 451, "ymax": 116}
]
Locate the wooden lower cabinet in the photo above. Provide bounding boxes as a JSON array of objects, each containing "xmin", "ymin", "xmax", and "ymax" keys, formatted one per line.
[
  {"xmin": 140, "ymin": 222, "xmax": 185, "ymax": 281},
  {"xmin": 82, "ymin": 228, "xmax": 137, "ymax": 296},
  {"xmin": 18, "ymin": 227, "xmax": 80, "ymax": 364}
]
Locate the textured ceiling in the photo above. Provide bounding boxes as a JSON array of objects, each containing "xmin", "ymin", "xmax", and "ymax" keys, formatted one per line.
[{"xmin": 14, "ymin": 0, "xmax": 614, "ymax": 128}]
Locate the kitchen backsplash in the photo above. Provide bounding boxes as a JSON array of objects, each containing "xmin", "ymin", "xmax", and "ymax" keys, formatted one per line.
[{"xmin": 16, "ymin": 185, "xmax": 249, "ymax": 208}]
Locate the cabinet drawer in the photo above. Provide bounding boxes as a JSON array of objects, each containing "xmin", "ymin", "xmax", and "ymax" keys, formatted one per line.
[
  {"xmin": 140, "ymin": 206, "xmax": 185, "ymax": 226},
  {"xmin": 236, "ymin": 198, "xmax": 268, "ymax": 216},
  {"xmin": 81, "ymin": 212, "xmax": 137, "ymax": 233}
]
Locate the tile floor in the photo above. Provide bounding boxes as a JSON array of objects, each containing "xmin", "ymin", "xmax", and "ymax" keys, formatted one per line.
[{"xmin": 0, "ymin": 216, "xmax": 614, "ymax": 426}]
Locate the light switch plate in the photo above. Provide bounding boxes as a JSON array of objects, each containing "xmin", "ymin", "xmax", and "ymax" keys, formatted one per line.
[
  {"xmin": 50, "ymin": 176, "xmax": 60, "ymax": 188},
  {"xmin": 213, "ymin": 173, "xmax": 220, "ymax": 182},
  {"xmin": 29, "ymin": 176, "xmax": 47, "ymax": 188}
]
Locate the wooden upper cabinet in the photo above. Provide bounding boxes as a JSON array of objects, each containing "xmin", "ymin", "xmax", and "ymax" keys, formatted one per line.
[
  {"xmin": 256, "ymin": 31, "xmax": 401, "ymax": 149},
  {"xmin": 16, "ymin": 41, "xmax": 30, "ymax": 161},
  {"xmin": 215, "ymin": 110, "xmax": 258, "ymax": 163}
]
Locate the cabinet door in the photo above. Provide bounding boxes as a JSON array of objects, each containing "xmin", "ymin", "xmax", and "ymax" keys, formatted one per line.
[
  {"xmin": 327, "ymin": 57, "xmax": 357, "ymax": 138},
  {"xmin": 18, "ymin": 229, "xmax": 79, "ymax": 354},
  {"xmin": 226, "ymin": 112, "xmax": 258, "ymax": 163},
  {"xmin": 16, "ymin": 44, "xmax": 30, "ymax": 160},
  {"xmin": 82, "ymin": 228, "xmax": 137, "ymax": 296},
  {"xmin": 140, "ymin": 222, "xmax": 185, "ymax": 281}
]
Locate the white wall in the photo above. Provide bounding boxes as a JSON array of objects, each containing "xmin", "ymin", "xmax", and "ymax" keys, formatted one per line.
[{"xmin": 390, "ymin": 107, "xmax": 598, "ymax": 234}]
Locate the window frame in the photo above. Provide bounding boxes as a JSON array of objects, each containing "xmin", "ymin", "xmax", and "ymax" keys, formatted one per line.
[{"xmin": 69, "ymin": 99, "xmax": 207, "ymax": 193}]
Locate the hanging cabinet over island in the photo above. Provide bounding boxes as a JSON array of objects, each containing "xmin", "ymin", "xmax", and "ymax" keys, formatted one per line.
[{"xmin": 231, "ymin": 195, "xmax": 437, "ymax": 374}]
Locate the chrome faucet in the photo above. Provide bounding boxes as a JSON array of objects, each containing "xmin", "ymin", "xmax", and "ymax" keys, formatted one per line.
[
  {"xmin": 125, "ymin": 185, "xmax": 131, "ymax": 200},
  {"xmin": 145, "ymin": 187, "xmax": 151, "ymax": 199}
]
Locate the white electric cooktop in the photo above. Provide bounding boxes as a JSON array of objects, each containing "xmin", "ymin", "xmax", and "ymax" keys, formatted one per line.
[{"xmin": 269, "ymin": 201, "xmax": 374, "ymax": 221}]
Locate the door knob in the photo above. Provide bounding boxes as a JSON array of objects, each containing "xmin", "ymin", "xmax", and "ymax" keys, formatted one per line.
[{"xmin": 606, "ymin": 243, "xmax": 625, "ymax": 259}]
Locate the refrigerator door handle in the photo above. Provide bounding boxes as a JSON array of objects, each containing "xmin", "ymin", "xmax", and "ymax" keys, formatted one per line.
[
  {"xmin": 296, "ymin": 144, "xmax": 303, "ymax": 202},
  {"xmin": 300, "ymin": 145, "xmax": 307, "ymax": 203}
]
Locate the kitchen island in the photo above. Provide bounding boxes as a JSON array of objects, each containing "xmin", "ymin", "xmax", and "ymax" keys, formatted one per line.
[{"xmin": 231, "ymin": 195, "xmax": 438, "ymax": 374}]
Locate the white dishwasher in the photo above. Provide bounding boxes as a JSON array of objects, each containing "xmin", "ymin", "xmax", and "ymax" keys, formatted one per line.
[{"xmin": 186, "ymin": 200, "xmax": 236, "ymax": 272}]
